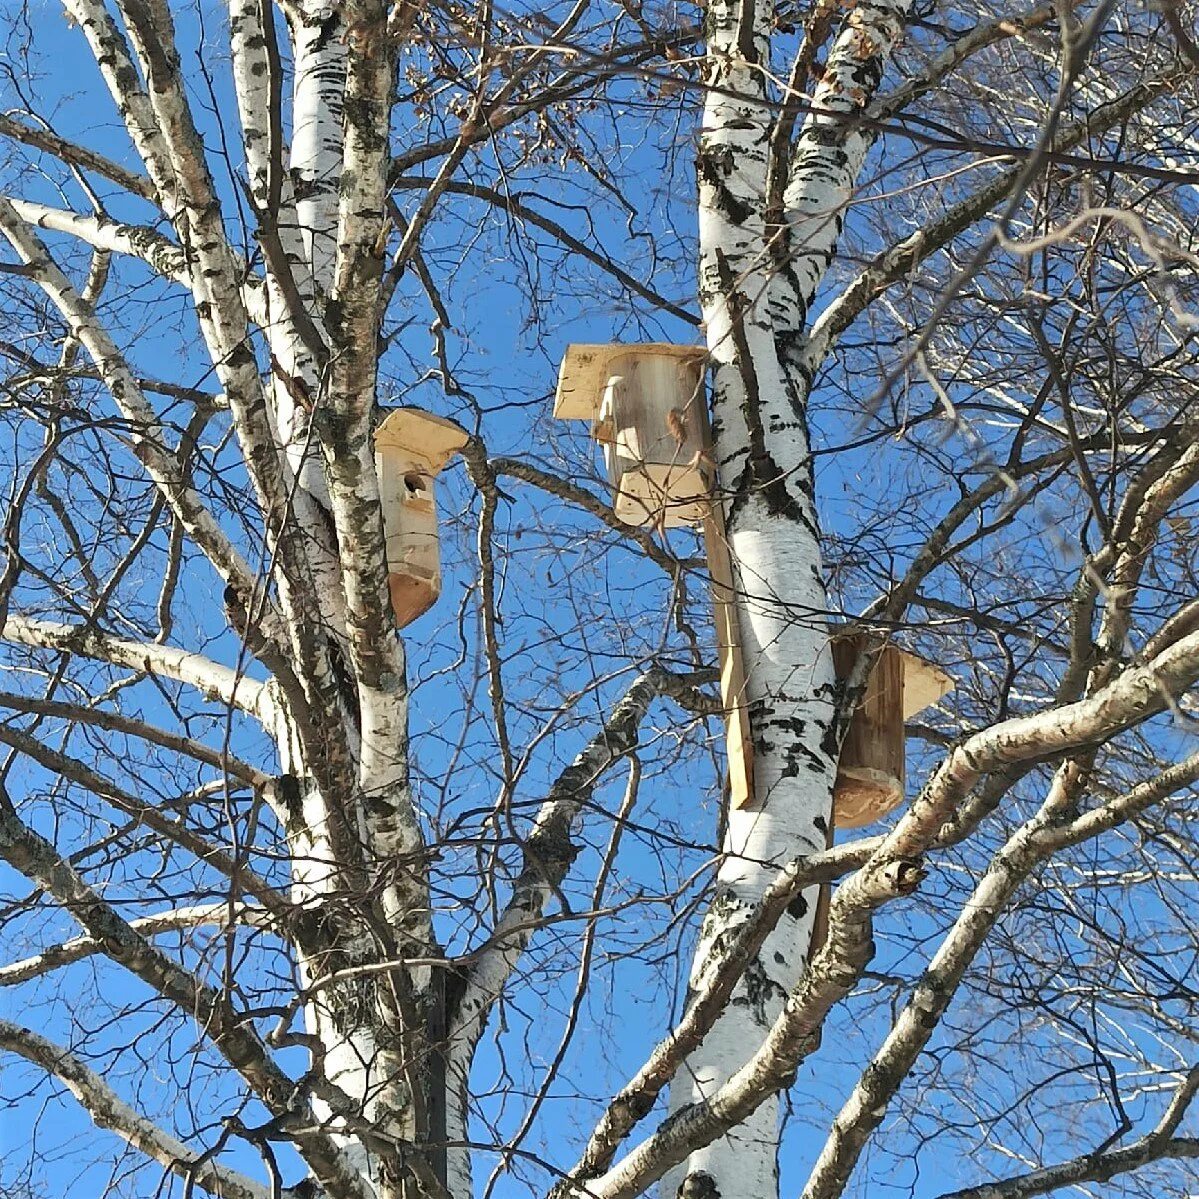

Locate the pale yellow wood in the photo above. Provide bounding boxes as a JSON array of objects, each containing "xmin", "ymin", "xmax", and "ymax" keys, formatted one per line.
[
  {"xmin": 828, "ymin": 628, "xmax": 954, "ymax": 721},
  {"xmin": 898, "ymin": 651, "xmax": 954, "ymax": 719},
  {"xmin": 554, "ymin": 343, "xmax": 713, "ymax": 527},
  {"xmin": 831, "ymin": 638, "xmax": 906, "ymax": 829},
  {"xmin": 553, "ymin": 344, "xmax": 757, "ymax": 799},
  {"xmin": 703, "ymin": 507, "xmax": 755, "ymax": 811},
  {"xmin": 374, "ymin": 408, "xmax": 467, "ymax": 629},
  {"xmin": 553, "ymin": 343, "xmax": 707, "ymax": 420},
  {"xmin": 375, "ymin": 407, "xmax": 468, "ymax": 469},
  {"xmin": 825, "ymin": 636, "xmax": 955, "ymax": 828},
  {"xmin": 602, "ymin": 357, "xmax": 711, "ymax": 528}
]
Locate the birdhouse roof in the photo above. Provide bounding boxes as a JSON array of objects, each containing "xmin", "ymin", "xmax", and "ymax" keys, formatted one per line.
[
  {"xmin": 375, "ymin": 407, "xmax": 469, "ymax": 472},
  {"xmin": 898, "ymin": 651, "xmax": 954, "ymax": 719},
  {"xmin": 553, "ymin": 343, "xmax": 708, "ymax": 420}
]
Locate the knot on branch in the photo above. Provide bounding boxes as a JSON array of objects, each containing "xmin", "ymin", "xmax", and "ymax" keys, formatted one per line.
[
  {"xmin": 677, "ymin": 1170, "xmax": 721, "ymax": 1199},
  {"xmin": 879, "ymin": 856, "xmax": 925, "ymax": 897}
]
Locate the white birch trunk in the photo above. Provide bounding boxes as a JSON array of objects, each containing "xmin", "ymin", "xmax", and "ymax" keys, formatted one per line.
[
  {"xmin": 291, "ymin": 1, "xmax": 347, "ymax": 297},
  {"xmin": 666, "ymin": 4, "xmax": 911, "ymax": 1196},
  {"xmin": 443, "ymin": 1048, "xmax": 474, "ymax": 1199},
  {"xmin": 227, "ymin": 5, "xmax": 369, "ymax": 1117},
  {"xmin": 233, "ymin": 5, "xmax": 434, "ymax": 1189},
  {"xmin": 228, "ymin": 0, "xmax": 343, "ymax": 610},
  {"xmin": 260, "ymin": 0, "xmax": 345, "ymax": 507}
]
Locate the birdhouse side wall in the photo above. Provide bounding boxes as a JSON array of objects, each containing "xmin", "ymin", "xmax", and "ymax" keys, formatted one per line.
[{"xmin": 831, "ymin": 639, "xmax": 906, "ymax": 828}]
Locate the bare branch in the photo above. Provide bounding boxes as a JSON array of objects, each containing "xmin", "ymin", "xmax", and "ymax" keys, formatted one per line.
[
  {"xmin": 0, "ymin": 1019, "xmax": 275, "ymax": 1199},
  {"xmin": 952, "ymin": 1137, "xmax": 1199, "ymax": 1199},
  {"xmin": 390, "ymin": 176, "xmax": 699, "ymax": 323},
  {"xmin": 799, "ymin": 752, "xmax": 1199, "ymax": 1199},
  {"xmin": 806, "ymin": 65, "xmax": 1193, "ymax": 366},
  {"xmin": 0, "ymin": 781, "xmax": 377, "ymax": 1199},
  {"xmin": 450, "ymin": 665, "xmax": 719, "ymax": 1067},
  {"xmin": 5, "ymin": 198, "xmax": 187, "ymax": 282},
  {"xmin": 0, "ymin": 200, "xmax": 290, "ymax": 653},
  {"xmin": 0, "ymin": 902, "xmax": 274, "ymax": 986},
  {"xmin": 0, "ymin": 689, "xmax": 267, "ymax": 784},
  {"xmin": 0, "ymin": 615, "xmax": 276, "ymax": 727},
  {"xmin": 0, "ymin": 113, "xmax": 156, "ymax": 201}
]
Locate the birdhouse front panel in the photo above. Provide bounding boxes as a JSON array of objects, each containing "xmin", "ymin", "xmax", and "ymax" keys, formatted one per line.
[
  {"xmin": 378, "ymin": 450, "xmax": 443, "ymax": 628},
  {"xmin": 374, "ymin": 407, "xmax": 467, "ymax": 629},
  {"xmin": 599, "ymin": 352, "xmax": 711, "ymax": 528},
  {"xmin": 554, "ymin": 343, "xmax": 712, "ymax": 528}
]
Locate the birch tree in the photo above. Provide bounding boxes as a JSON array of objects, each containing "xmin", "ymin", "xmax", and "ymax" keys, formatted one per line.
[{"xmin": 1, "ymin": 2, "xmax": 1199, "ymax": 1199}]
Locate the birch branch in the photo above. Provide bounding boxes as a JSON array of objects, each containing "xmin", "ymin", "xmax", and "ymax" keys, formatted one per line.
[
  {"xmin": 0, "ymin": 616, "xmax": 276, "ymax": 727},
  {"xmin": 309, "ymin": 25, "xmax": 433, "ymax": 1085},
  {"xmin": 888, "ymin": 626, "xmax": 1199, "ymax": 861},
  {"xmin": 0, "ymin": 689, "xmax": 267, "ymax": 785},
  {"xmin": 1044, "ymin": 751, "xmax": 1199, "ymax": 854},
  {"xmin": 805, "ymin": 65, "xmax": 1192, "ymax": 368},
  {"xmin": 101, "ymin": 0, "xmax": 345, "ymax": 757},
  {"xmin": 0, "ymin": 783, "xmax": 377, "ymax": 1199},
  {"xmin": 57, "ymin": 0, "xmax": 351, "ymax": 802},
  {"xmin": 0, "ymin": 902, "xmax": 274, "ymax": 986},
  {"xmin": 944, "ymin": 1136, "xmax": 1199, "ymax": 1199},
  {"xmin": 450, "ymin": 666, "xmax": 719, "ymax": 1065},
  {"xmin": 564, "ymin": 769, "xmax": 1073, "ymax": 1183},
  {"xmin": 0, "ymin": 112, "xmax": 157, "ymax": 201},
  {"xmin": 0, "ymin": 1020, "xmax": 274, "ymax": 1199},
  {"xmin": 107, "ymin": 0, "xmax": 300, "ymax": 524},
  {"xmin": 61, "ymin": 0, "xmax": 182, "ymax": 209},
  {"xmin": 5, "ymin": 195, "xmax": 269, "ymax": 328},
  {"xmin": 581, "ymin": 632, "xmax": 1199, "ymax": 1199},
  {"xmin": 800, "ymin": 754, "xmax": 1199, "ymax": 1199},
  {"xmin": 5, "ymin": 198, "xmax": 187, "ymax": 281},
  {"xmin": 227, "ymin": 0, "xmax": 327, "ymax": 362},
  {"xmin": 558, "ymin": 843, "xmax": 860, "ymax": 1189},
  {"xmin": 584, "ymin": 856, "xmax": 925, "ymax": 1199},
  {"xmin": 1085, "ymin": 419, "xmax": 1199, "ymax": 692},
  {"xmin": 0, "ymin": 201, "xmax": 290, "ymax": 662},
  {"xmin": 939, "ymin": 1102, "xmax": 1199, "ymax": 1199},
  {"xmin": 319, "ymin": 0, "xmax": 411, "ymax": 753}
]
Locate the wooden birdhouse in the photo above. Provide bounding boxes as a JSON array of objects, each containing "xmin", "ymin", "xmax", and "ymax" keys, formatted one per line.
[
  {"xmin": 374, "ymin": 408, "xmax": 467, "ymax": 629},
  {"xmin": 554, "ymin": 343, "xmax": 711, "ymax": 527},
  {"xmin": 830, "ymin": 636, "xmax": 954, "ymax": 829}
]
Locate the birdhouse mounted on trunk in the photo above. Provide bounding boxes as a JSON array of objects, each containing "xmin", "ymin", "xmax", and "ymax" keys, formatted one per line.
[
  {"xmin": 554, "ymin": 343, "xmax": 711, "ymax": 527},
  {"xmin": 374, "ymin": 408, "xmax": 467, "ymax": 629},
  {"xmin": 830, "ymin": 636, "xmax": 954, "ymax": 829},
  {"xmin": 553, "ymin": 342, "xmax": 753, "ymax": 808}
]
